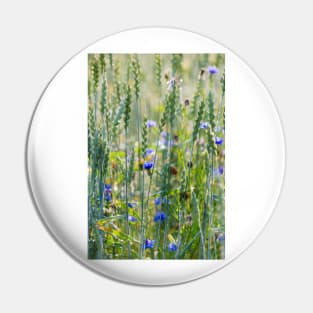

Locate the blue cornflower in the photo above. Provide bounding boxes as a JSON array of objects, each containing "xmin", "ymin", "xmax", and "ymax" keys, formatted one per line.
[
  {"xmin": 154, "ymin": 211, "xmax": 166, "ymax": 222},
  {"xmin": 207, "ymin": 66, "xmax": 219, "ymax": 75},
  {"xmin": 105, "ymin": 194, "xmax": 112, "ymax": 202},
  {"xmin": 144, "ymin": 162, "xmax": 154, "ymax": 170},
  {"xmin": 127, "ymin": 203, "xmax": 135, "ymax": 208},
  {"xmin": 146, "ymin": 120, "xmax": 157, "ymax": 128},
  {"xmin": 144, "ymin": 239, "xmax": 155, "ymax": 249},
  {"xmin": 168, "ymin": 243, "xmax": 177, "ymax": 252},
  {"xmin": 213, "ymin": 166, "xmax": 224, "ymax": 177},
  {"xmin": 215, "ymin": 137, "xmax": 223, "ymax": 145},
  {"xmin": 105, "ymin": 183, "xmax": 112, "ymax": 190},
  {"xmin": 145, "ymin": 148, "xmax": 155, "ymax": 157},
  {"xmin": 154, "ymin": 197, "xmax": 161, "ymax": 206},
  {"xmin": 128, "ymin": 215, "xmax": 137, "ymax": 223},
  {"xmin": 200, "ymin": 122, "xmax": 209, "ymax": 129}
]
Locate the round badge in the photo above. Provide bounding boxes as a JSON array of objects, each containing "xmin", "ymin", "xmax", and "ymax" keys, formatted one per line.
[{"xmin": 26, "ymin": 27, "xmax": 285, "ymax": 285}]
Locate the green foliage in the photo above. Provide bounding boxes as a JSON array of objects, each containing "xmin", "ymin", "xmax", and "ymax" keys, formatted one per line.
[{"xmin": 123, "ymin": 85, "xmax": 132, "ymax": 130}]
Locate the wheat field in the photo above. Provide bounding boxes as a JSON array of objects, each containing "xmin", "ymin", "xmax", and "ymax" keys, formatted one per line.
[{"xmin": 88, "ymin": 54, "xmax": 225, "ymax": 259}]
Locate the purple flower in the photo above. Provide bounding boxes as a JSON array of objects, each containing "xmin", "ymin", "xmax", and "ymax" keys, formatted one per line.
[
  {"xmin": 105, "ymin": 194, "xmax": 112, "ymax": 202},
  {"xmin": 200, "ymin": 122, "xmax": 209, "ymax": 129},
  {"xmin": 144, "ymin": 162, "xmax": 154, "ymax": 170},
  {"xmin": 159, "ymin": 131, "xmax": 168, "ymax": 149},
  {"xmin": 213, "ymin": 166, "xmax": 224, "ymax": 177},
  {"xmin": 154, "ymin": 211, "xmax": 166, "ymax": 222},
  {"xmin": 167, "ymin": 78, "xmax": 176, "ymax": 91},
  {"xmin": 146, "ymin": 120, "xmax": 157, "ymax": 128},
  {"xmin": 128, "ymin": 203, "xmax": 135, "ymax": 208},
  {"xmin": 168, "ymin": 243, "xmax": 177, "ymax": 252},
  {"xmin": 161, "ymin": 131, "xmax": 167, "ymax": 138},
  {"xmin": 128, "ymin": 215, "xmax": 137, "ymax": 223},
  {"xmin": 145, "ymin": 148, "xmax": 155, "ymax": 157},
  {"xmin": 214, "ymin": 126, "xmax": 221, "ymax": 132},
  {"xmin": 207, "ymin": 66, "xmax": 219, "ymax": 75},
  {"xmin": 215, "ymin": 137, "xmax": 223, "ymax": 145},
  {"xmin": 144, "ymin": 239, "xmax": 155, "ymax": 249},
  {"xmin": 154, "ymin": 197, "xmax": 161, "ymax": 206},
  {"xmin": 105, "ymin": 183, "xmax": 112, "ymax": 190}
]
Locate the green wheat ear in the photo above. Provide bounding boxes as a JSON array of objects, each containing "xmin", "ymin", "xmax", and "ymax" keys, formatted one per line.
[
  {"xmin": 99, "ymin": 54, "xmax": 106, "ymax": 74},
  {"xmin": 88, "ymin": 106, "xmax": 95, "ymax": 159},
  {"xmin": 159, "ymin": 88, "xmax": 173, "ymax": 133},
  {"xmin": 102, "ymin": 143, "xmax": 110, "ymax": 181},
  {"xmin": 91, "ymin": 56, "xmax": 100, "ymax": 92},
  {"xmin": 123, "ymin": 85, "xmax": 132, "ymax": 130},
  {"xmin": 191, "ymin": 70, "xmax": 204, "ymax": 117},
  {"xmin": 169, "ymin": 81, "xmax": 177, "ymax": 128},
  {"xmin": 111, "ymin": 98, "xmax": 125, "ymax": 140},
  {"xmin": 113, "ymin": 59, "xmax": 121, "ymax": 99},
  {"xmin": 88, "ymin": 80, "xmax": 91, "ymax": 102},
  {"xmin": 154, "ymin": 54, "xmax": 162, "ymax": 87},
  {"xmin": 108, "ymin": 54, "xmax": 113, "ymax": 68},
  {"xmin": 132, "ymin": 55, "xmax": 142, "ymax": 101},
  {"xmin": 192, "ymin": 99, "xmax": 205, "ymax": 143},
  {"xmin": 171, "ymin": 53, "xmax": 183, "ymax": 76},
  {"xmin": 206, "ymin": 125, "xmax": 217, "ymax": 155},
  {"xmin": 141, "ymin": 116, "xmax": 148, "ymax": 159},
  {"xmin": 126, "ymin": 55, "xmax": 132, "ymax": 82},
  {"xmin": 221, "ymin": 72, "xmax": 225, "ymax": 95},
  {"xmin": 100, "ymin": 73, "xmax": 107, "ymax": 116}
]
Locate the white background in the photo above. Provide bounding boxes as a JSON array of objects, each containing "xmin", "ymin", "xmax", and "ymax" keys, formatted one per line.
[{"xmin": 0, "ymin": 1, "xmax": 311, "ymax": 312}]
